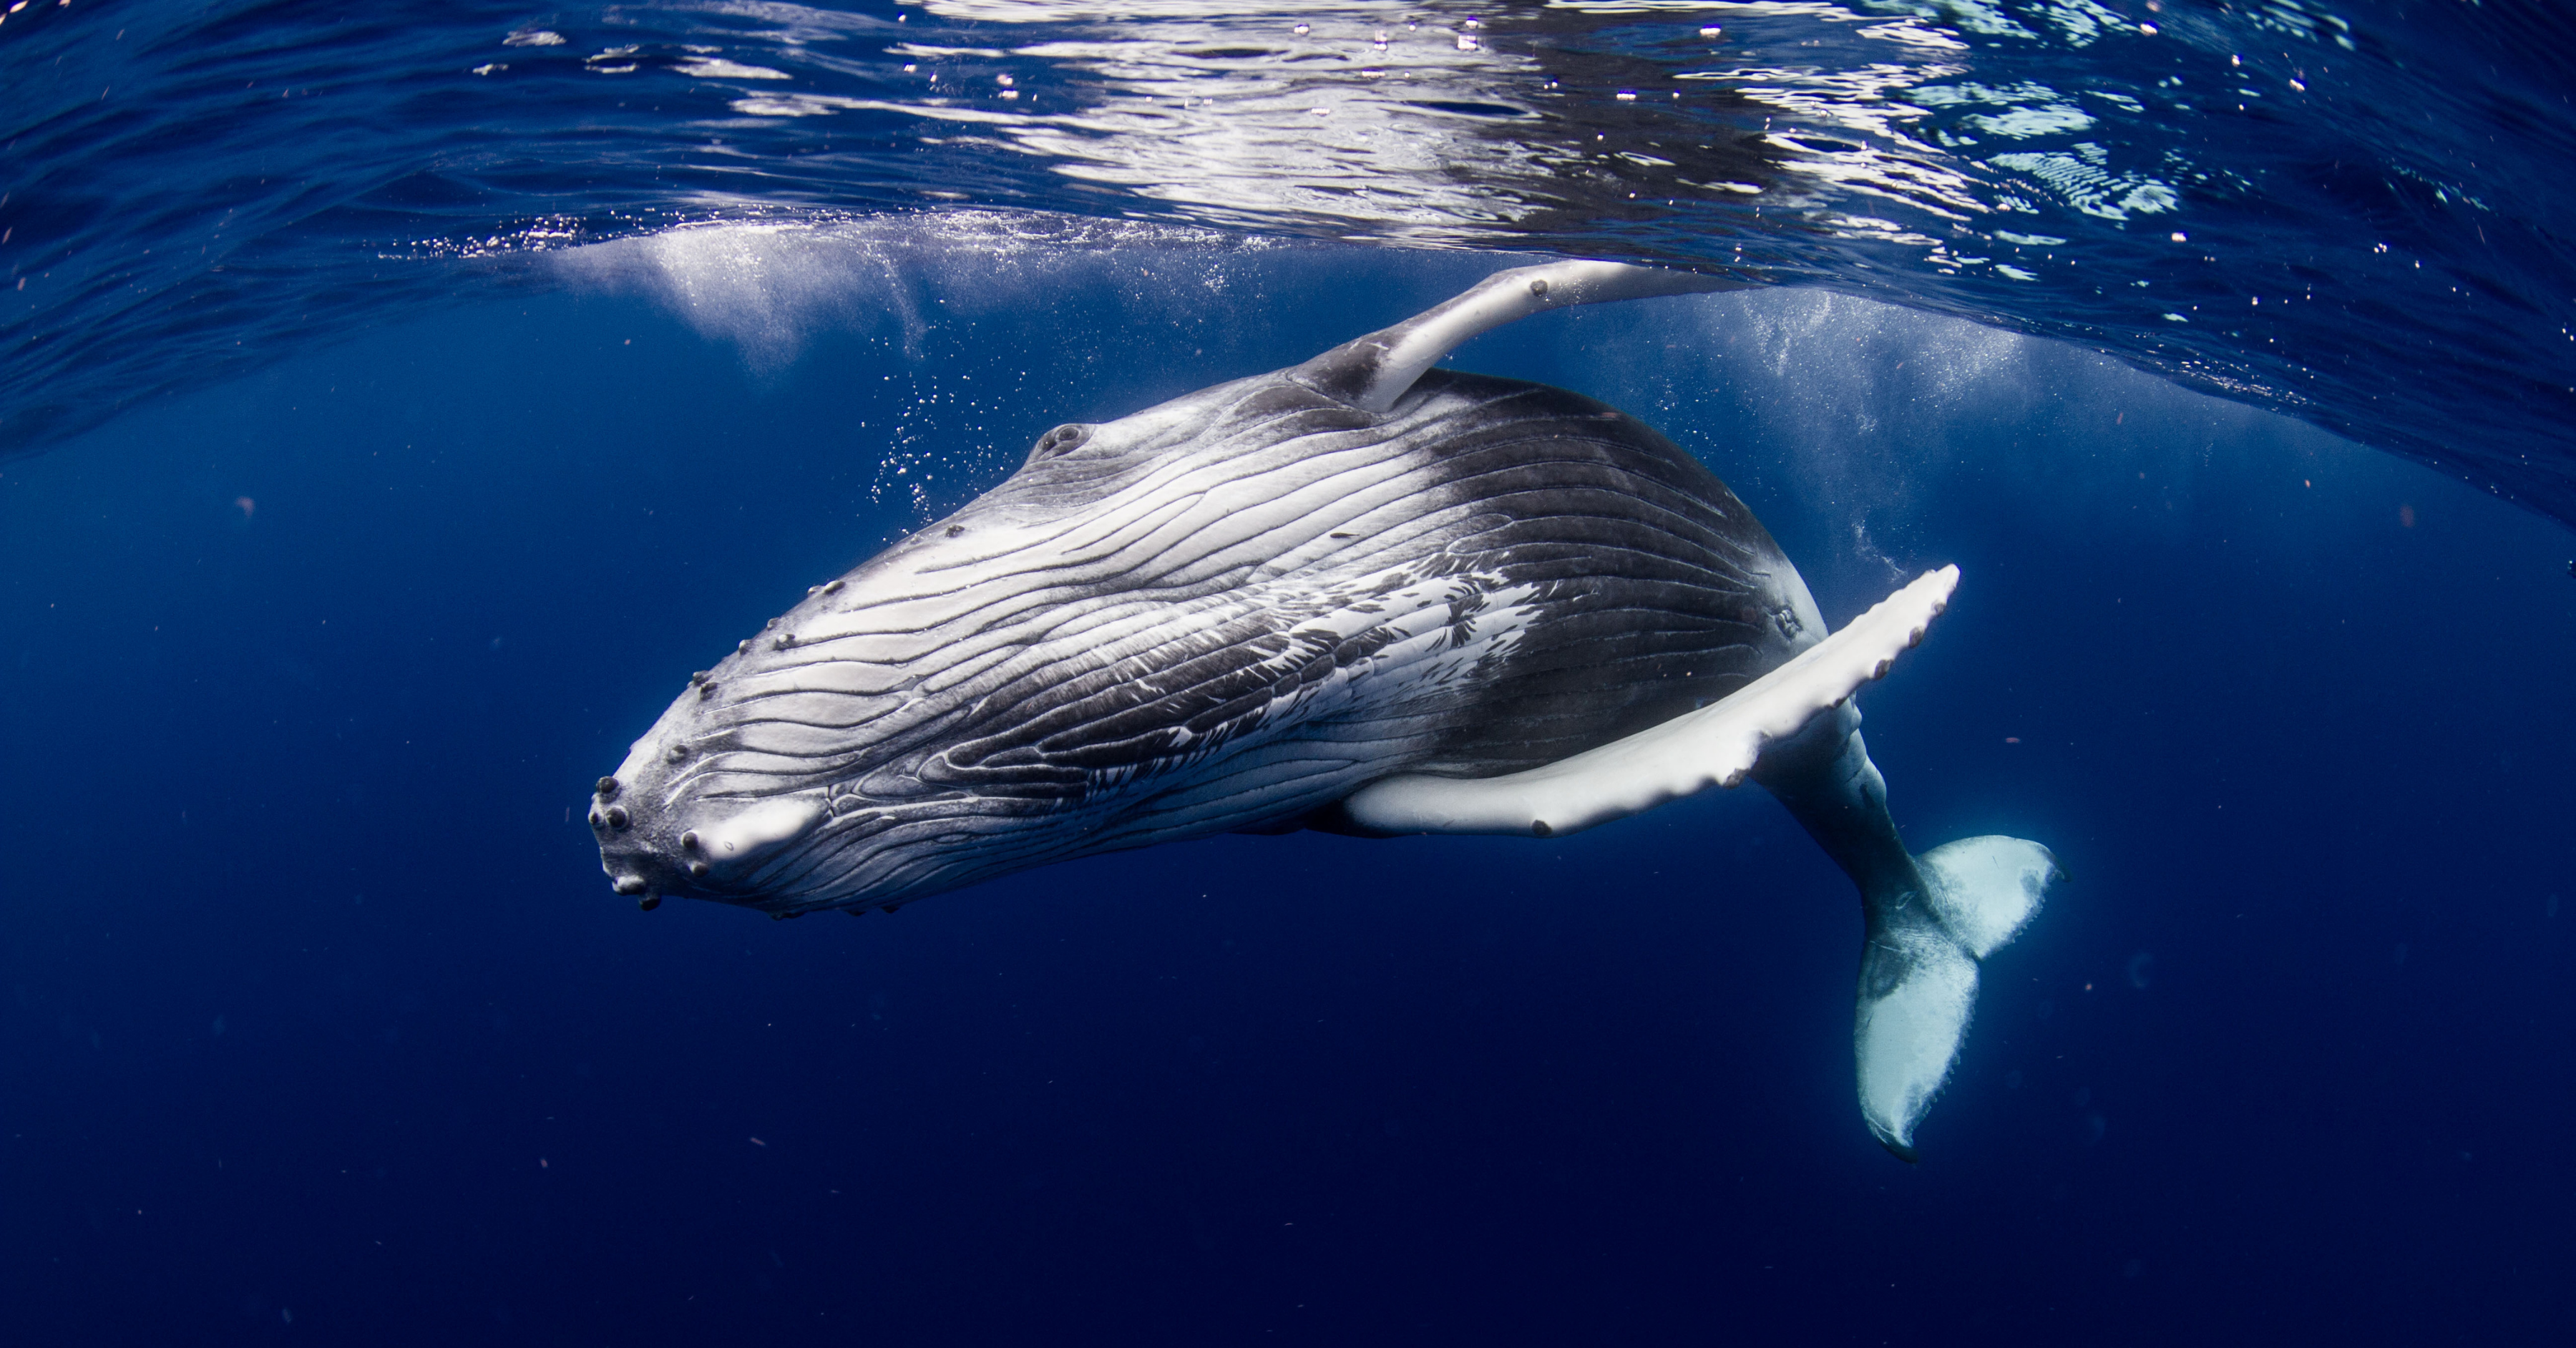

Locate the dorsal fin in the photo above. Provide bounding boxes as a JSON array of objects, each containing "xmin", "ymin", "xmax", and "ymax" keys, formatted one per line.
[{"xmin": 1289, "ymin": 260, "xmax": 1745, "ymax": 414}]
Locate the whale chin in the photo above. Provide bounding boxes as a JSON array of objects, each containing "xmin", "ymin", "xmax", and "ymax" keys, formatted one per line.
[{"xmin": 592, "ymin": 763, "xmax": 835, "ymax": 910}]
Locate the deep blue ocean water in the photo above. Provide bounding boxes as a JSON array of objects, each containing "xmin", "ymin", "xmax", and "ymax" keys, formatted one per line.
[{"xmin": 5, "ymin": 3, "xmax": 2576, "ymax": 1344}]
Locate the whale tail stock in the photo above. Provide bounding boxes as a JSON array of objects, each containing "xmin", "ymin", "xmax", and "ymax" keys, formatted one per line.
[{"xmin": 1338, "ymin": 565, "xmax": 2058, "ymax": 1157}]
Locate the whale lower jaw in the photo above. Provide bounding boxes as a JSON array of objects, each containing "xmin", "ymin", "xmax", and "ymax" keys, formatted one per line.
[{"xmin": 596, "ymin": 789, "xmax": 831, "ymax": 907}]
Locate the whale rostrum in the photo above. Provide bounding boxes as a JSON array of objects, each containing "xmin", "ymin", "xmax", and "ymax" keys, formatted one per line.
[{"xmin": 591, "ymin": 260, "xmax": 2059, "ymax": 1158}]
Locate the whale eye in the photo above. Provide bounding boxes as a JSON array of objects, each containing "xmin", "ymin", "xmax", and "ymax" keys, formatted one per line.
[{"xmin": 1029, "ymin": 424, "xmax": 1092, "ymax": 461}]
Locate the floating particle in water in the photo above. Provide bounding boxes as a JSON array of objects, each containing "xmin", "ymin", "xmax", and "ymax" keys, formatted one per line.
[{"xmin": 2127, "ymin": 952, "xmax": 2155, "ymax": 989}]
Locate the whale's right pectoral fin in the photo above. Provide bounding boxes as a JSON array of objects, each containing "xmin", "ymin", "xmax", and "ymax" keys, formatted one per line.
[
  {"xmin": 1337, "ymin": 565, "xmax": 1958, "ymax": 838},
  {"xmin": 1855, "ymin": 836, "xmax": 2060, "ymax": 1160}
]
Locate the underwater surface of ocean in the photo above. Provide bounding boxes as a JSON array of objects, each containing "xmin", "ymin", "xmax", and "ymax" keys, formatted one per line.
[{"xmin": 4, "ymin": 1, "xmax": 2574, "ymax": 1343}]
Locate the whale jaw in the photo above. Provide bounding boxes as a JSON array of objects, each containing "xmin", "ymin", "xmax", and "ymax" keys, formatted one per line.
[{"xmin": 590, "ymin": 721, "xmax": 834, "ymax": 911}]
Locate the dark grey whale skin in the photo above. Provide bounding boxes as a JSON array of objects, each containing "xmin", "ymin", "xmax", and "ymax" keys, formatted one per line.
[{"xmin": 592, "ymin": 356, "xmax": 1820, "ymax": 916}]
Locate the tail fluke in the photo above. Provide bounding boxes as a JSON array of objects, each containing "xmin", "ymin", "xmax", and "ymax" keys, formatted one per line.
[
  {"xmin": 1333, "ymin": 560, "xmax": 2054, "ymax": 1159},
  {"xmin": 1855, "ymin": 836, "xmax": 2061, "ymax": 1160}
]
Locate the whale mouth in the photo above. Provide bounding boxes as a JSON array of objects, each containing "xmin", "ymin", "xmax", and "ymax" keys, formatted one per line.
[{"xmin": 592, "ymin": 781, "xmax": 828, "ymax": 910}]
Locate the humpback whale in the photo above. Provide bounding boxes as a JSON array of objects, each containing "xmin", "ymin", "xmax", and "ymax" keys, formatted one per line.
[{"xmin": 590, "ymin": 260, "xmax": 2059, "ymax": 1158}]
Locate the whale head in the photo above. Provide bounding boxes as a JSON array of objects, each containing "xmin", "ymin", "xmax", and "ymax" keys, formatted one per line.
[{"xmin": 591, "ymin": 370, "xmax": 1362, "ymax": 915}]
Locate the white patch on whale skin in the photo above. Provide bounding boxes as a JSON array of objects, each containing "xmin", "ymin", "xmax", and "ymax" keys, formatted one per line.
[
  {"xmin": 1050, "ymin": 567, "xmax": 1543, "ymax": 845},
  {"xmin": 694, "ymin": 795, "xmax": 826, "ymax": 863},
  {"xmin": 1031, "ymin": 562, "xmax": 1540, "ymax": 776}
]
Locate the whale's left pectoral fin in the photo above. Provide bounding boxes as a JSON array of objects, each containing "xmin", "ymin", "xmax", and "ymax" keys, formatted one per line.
[
  {"xmin": 1338, "ymin": 565, "xmax": 1958, "ymax": 838},
  {"xmin": 1292, "ymin": 260, "xmax": 1747, "ymax": 414}
]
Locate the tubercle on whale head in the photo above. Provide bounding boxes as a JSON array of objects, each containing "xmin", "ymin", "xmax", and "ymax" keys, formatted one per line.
[
  {"xmin": 589, "ymin": 525, "xmax": 1027, "ymax": 917},
  {"xmin": 593, "ymin": 723, "xmax": 835, "ymax": 912},
  {"xmin": 591, "ymin": 645, "xmax": 844, "ymax": 912}
]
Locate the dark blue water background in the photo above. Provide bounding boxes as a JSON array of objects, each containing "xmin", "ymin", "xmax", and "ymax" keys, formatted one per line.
[
  {"xmin": 5, "ymin": 1, "xmax": 2576, "ymax": 1342},
  {"xmin": 6, "ymin": 240, "xmax": 2572, "ymax": 1342}
]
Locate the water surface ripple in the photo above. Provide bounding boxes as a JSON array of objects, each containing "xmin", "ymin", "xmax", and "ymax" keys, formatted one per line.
[{"xmin": 2, "ymin": 0, "xmax": 2569, "ymax": 519}]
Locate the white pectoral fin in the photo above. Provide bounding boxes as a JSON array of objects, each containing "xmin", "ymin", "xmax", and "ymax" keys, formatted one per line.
[
  {"xmin": 1340, "ymin": 565, "xmax": 1959, "ymax": 837},
  {"xmin": 1297, "ymin": 260, "xmax": 1746, "ymax": 414}
]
